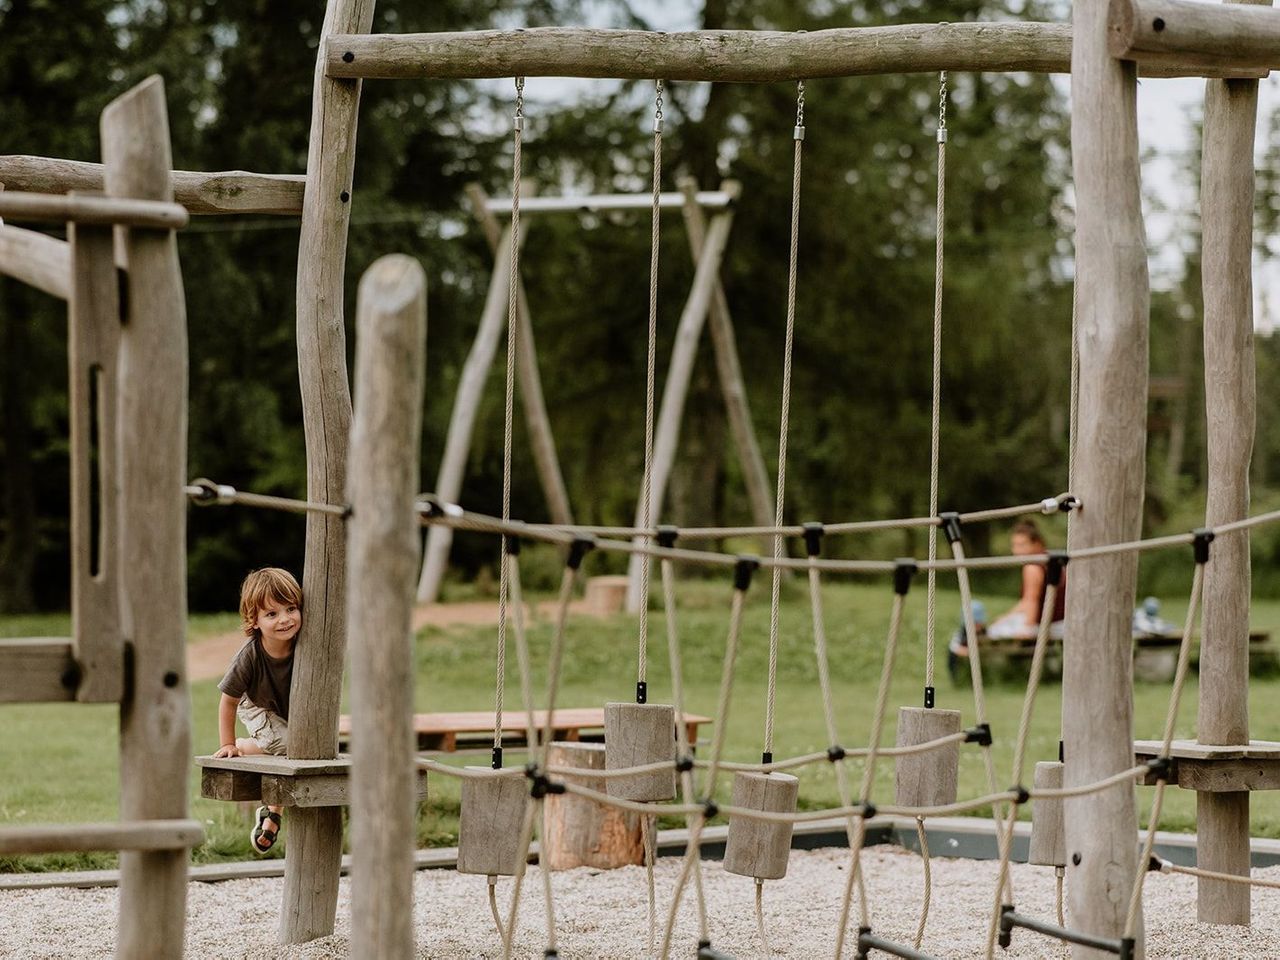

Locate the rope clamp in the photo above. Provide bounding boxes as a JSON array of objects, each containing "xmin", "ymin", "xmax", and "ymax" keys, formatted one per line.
[
  {"xmin": 188, "ymin": 477, "xmax": 235, "ymax": 506},
  {"xmin": 636, "ymin": 680, "xmax": 647, "ymax": 705},
  {"xmin": 1146, "ymin": 755, "xmax": 1172, "ymax": 782},
  {"xmin": 893, "ymin": 559, "xmax": 918, "ymax": 596},
  {"xmin": 1011, "ymin": 784, "xmax": 1030, "ymax": 805},
  {"xmin": 1193, "ymin": 528, "xmax": 1215, "ymax": 564},
  {"xmin": 504, "ymin": 534, "xmax": 522, "ymax": 557},
  {"xmin": 762, "ymin": 750, "xmax": 773, "ymax": 766},
  {"xmin": 675, "ymin": 755, "xmax": 694, "ymax": 773},
  {"xmin": 924, "ymin": 685, "xmax": 935, "ymax": 709},
  {"xmin": 803, "ymin": 521, "xmax": 824, "ymax": 558},
  {"xmin": 567, "ymin": 536, "xmax": 595, "ymax": 570},
  {"xmin": 826, "ymin": 745, "xmax": 846, "ymax": 762},
  {"xmin": 656, "ymin": 524, "xmax": 679, "ymax": 549},
  {"xmin": 702, "ymin": 799, "xmax": 719, "ymax": 820},
  {"xmin": 491, "ymin": 746, "xmax": 503, "ymax": 770},
  {"xmin": 793, "ymin": 124, "xmax": 806, "ymax": 142},
  {"xmin": 416, "ymin": 496, "xmax": 463, "ymax": 520},
  {"xmin": 936, "ymin": 127, "xmax": 947, "ymax": 144},
  {"xmin": 525, "ymin": 765, "xmax": 565, "ymax": 799},
  {"xmin": 734, "ymin": 556, "xmax": 760, "ymax": 591},
  {"xmin": 1046, "ymin": 550, "xmax": 1069, "ymax": 586},
  {"xmin": 1147, "ymin": 855, "xmax": 1163, "ymax": 873},
  {"xmin": 939, "ymin": 511, "xmax": 963, "ymax": 545},
  {"xmin": 998, "ymin": 904, "xmax": 1014, "ymax": 949},
  {"xmin": 964, "ymin": 722, "xmax": 992, "ymax": 746},
  {"xmin": 861, "ymin": 801, "xmax": 877, "ymax": 820},
  {"xmin": 1059, "ymin": 493, "xmax": 1081, "ymax": 512}
]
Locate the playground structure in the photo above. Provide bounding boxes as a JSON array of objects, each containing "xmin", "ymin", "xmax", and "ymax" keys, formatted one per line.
[{"xmin": 4, "ymin": 0, "xmax": 1280, "ymax": 957}]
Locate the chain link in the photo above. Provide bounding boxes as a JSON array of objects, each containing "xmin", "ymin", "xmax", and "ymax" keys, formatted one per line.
[
  {"xmin": 514, "ymin": 76, "xmax": 525, "ymax": 126},
  {"xmin": 937, "ymin": 71, "xmax": 948, "ymax": 136},
  {"xmin": 654, "ymin": 79, "xmax": 664, "ymax": 128},
  {"xmin": 796, "ymin": 80, "xmax": 806, "ymax": 128}
]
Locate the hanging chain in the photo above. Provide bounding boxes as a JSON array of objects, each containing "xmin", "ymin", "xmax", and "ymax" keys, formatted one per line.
[
  {"xmin": 794, "ymin": 80, "xmax": 806, "ymax": 138},
  {"xmin": 937, "ymin": 71, "xmax": 948, "ymax": 142}
]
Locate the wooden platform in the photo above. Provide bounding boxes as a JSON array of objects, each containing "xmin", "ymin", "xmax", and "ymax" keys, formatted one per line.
[
  {"xmin": 196, "ymin": 754, "xmax": 428, "ymax": 807},
  {"xmin": 337, "ymin": 708, "xmax": 712, "ymax": 753},
  {"xmin": 1133, "ymin": 739, "xmax": 1280, "ymax": 791}
]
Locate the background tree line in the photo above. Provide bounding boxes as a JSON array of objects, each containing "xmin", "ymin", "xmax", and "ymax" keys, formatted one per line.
[{"xmin": 3, "ymin": 0, "xmax": 1279, "ymax": 612}]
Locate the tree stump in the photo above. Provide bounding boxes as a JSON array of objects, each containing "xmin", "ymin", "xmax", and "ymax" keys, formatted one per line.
[
  {"xmin": 585, "ymin": 576, "xmax": 629, "ymax": 616},
  {"xmin": 543, "ymin": 742, "xmax": 644, "ymax": 870}
]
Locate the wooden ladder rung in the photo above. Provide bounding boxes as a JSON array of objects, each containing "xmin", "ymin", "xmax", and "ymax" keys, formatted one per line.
[{"xmin": 0, "ymin": 819, "xmax": 204, "ymax": 855}]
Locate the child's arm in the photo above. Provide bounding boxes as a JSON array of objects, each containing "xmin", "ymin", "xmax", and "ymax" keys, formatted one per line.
[{"xmin": 213, "ymin": 693, "xmax": 242, "ymax": 758}]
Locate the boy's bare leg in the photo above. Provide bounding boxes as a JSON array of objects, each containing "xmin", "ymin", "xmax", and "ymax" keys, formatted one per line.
[{"xmin": 237, "ymin": 739, "xmax": 284, "ymax": 844}]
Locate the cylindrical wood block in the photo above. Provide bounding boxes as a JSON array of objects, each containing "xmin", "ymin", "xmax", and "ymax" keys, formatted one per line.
[
  {"xmin": 604, "ymin": 702, "xmax": 676, "ymax": 801},
  {"xmin": 457, "ymin": 771, "xmax": 527, "ymax": 877},
  {"xmin": 1197, "ymin": 791, "xmax": 1251, "ymax": 924},
  {"xmin": 1029, "ymin": 761, "xmax": 1066, "ymax": 867},
  {"xmin": 894, "ymin": 707, "xmax": 962, "ymax": 808},
  {"xmin": 585, "ymin": 576, "xmax": 630, "ymax": 616},
  {"xmin": 722, "ymin": 772, "xmax": 800, "ymax": 880},
  {"xmin": 543, "ymin": 742, "xmax": 644, "ymax": 870}
]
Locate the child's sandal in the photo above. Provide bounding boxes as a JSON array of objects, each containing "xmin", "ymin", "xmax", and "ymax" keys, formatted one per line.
[{"xmin": 250, "ymin": 806, "xmax": 282, "ymax": 855}]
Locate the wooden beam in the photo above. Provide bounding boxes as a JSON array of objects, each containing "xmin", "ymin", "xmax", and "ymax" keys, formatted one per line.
[
  {"xmin": 0, "ymin": 638, "xmax": 78, "ymax": 702},
  {"xmin": 0, "ymin": 223, "xmax": 70, "ymax": 299},
  {"xmin": 1110, "ymin": 0, "xmax": 1280, "ymax": 73},
  {"xmin": 0, "ymin": 156, "xmax": 305, "ymax": 215},
  {"xmin": 285, "ymin": 0, "xmax": 375, "ymax": 944},
  {"xmin": 0, "ymin": 820, "xmax": 204, "ymax": 855},
  {"xmin": 103, "ymin": 74, "xmax": 191, "ymax": 960},
  {"xmin": 324, "ymin": 24, "xmax": 1262, "ymax": 82},
  {"xmin": 0, "ymin": 191, "xmax": 187, "ymax": 229},
  {"xmin": 200, "ymin": 764, "xmax": 428, "ymax": 807},
  {"xmin": 1063, "ymin": 0, "xmax": 1148, "ymax": 950}
]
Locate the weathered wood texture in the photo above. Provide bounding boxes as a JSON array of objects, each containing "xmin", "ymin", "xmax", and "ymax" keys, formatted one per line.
[
  {"xmin": 624, "ymin": 198, "xmax": 737, "ymax": 610},
  {"xmin": 284, "ymin": 0, "xmax": 376, "ymax": 944},
  {"xmin": 0, "ymin": 191, "xmax": 187, "ymax": 228},
  {"xmin": 1065, "ymin": 0, "xmax": 1149, "ymax": 953},
  {"xmin": 1029, "ymin": 761, "xmax": 1067, "ymax": 867},
  {"xmin": 68, "ymin": 217, "xmax": 123, "ymax": 703},
  {"xmin": 324, "ymin": 23, "xmax": 1254, "ymax": 81},
  {"xmin": 0, "ymin": 223, "xmax": 70, "ymax": 299},
  {"xmin": 199, "ymin": 762, "xmax": 428, "ymax": 806},
  {"xmin": 348, "ymin": 254, "xmax": 427, "ymax": 960},
  {"xmin": 1109, "ymin": 0, "xmax": 1280, "ymax": 72},
  {"xmin": 894, "ymin": 707, "xmax": 962, "ymax": 808},
  {"xmin": 1197, "ymin": 0, "xmax": 1264, "ymax": 923},
  {"xmin": 102, "ymin": 75, "xmax": 191, "ymax": 960},
  {"xmin": 542, "ymin": 742, "xmax": 644, "ymax": 870},
  {"xmin": 0, "ymin": 638, "xmax": 78, "ymax": 702},
  {"xmin": 457, "ymin": 772, "xmax": 528, "ymax": 876},
  {"xmin": 0, "ymin": 155, "xmax": 305, "ymax": 215},
  {"xmin": 0, "ymin": 820, "xmax": 203, "ymax": 855},
  {"xmin": 722, "ymin": 772, "xmax": 799, "ymax": 880},
  {"xmin": 604, "ymin": 702, "xmax": 676, "ymax": 801}
]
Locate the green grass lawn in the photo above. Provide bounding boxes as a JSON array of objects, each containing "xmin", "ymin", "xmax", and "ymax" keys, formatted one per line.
[{"xmin": 5, "ymin": 578, "xmax": 1280, "ymax": 874}]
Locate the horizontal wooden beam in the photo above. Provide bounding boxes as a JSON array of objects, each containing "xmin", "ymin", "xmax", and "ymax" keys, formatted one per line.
[
  {"xmin": 0, "ymin": 156, "xmax": 305, "ymax": 216},
  {"xmin": 0, "ymin": 224, "xmax": 70, "ymax": 299},
  {"xmin": 323, "ymin": 24, "xmax": 1263, "ymax": 81},
  {"xmin": 0, "ymin": 819, "xmax": 204, "ymax": 855},
  {"xmin": 1109, "ymin": 0, "xmax": 1280, "ymax": 73},
  {"xmin": 0, "ymin": 191, "xmax": 188, "ymax": 229},
  {"xmin": 201, "ymin": 762, "xmax": 427, "ymax": 807},
  {"xmin": 0, "ymin": 638, "xmax": 78, "ymax": 702}
]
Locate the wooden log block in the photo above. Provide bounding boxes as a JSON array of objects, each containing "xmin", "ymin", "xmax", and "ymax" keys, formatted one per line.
[
  {"xmin": 0, "ymin": 191, "xmax": 188, "ymax": 229},
  {"xmin": 0, "ymin": 820, "xmax": 204, "ymax": 855},
  {"xmin": 102, "ymin": 75, "xmax": 191, "ymax": 960},
  {"xmin": 1132, "ymin": 646, "xmax": 1178, "ymax": 682},
  {"xmin": 584, "ymin": 576, "xmax": 629, "ymax": 616},
  {"xmin": 1029, "ymin": 762, "xmax": 1067, "ymax": 867},
  {"xmin": 604, "ymin": 702, "xmax": 676, "ymax": 802},
  {"xmin": 457, "ymin": 772, "xmax": 528, "ymax": 877},
  {"xmin": 0, "ymin": 638, "xmax": 78, "ymax": 702},
  {"xmin": 1177, "ymin": 760, "xmax": 1280, "ymax": 792},
  {"xmin": 1108, "ymin": 0, "xmax": 1280, "ymax": 73},
  {"xmin": 1197, "ymin": 791, "xmax": 1251, "ymax": 924},
  {"xmin": 201, "ymin": 768, "xmax": 263, "ymax": 802},
  {"xmin": 722, "ymin": 772, "xmax": 799, "ymax": 880},
  {"xmin": 347, "ymin": 253, "xmax": 427, "ymax": 960},
  {"xmin": 893, "ymin": 707, "xmax": 962, "ymax": 808},
  {"xmin": 0, "ymin": 223, "xmax": 70, "ymax": 299},
  {"xmin": 542, "ymin": 742, "xmax": 643, "ymax": 870},
  {"xmin": 263, "ymin": 771, "xmax": 429, "ymax": 808}
]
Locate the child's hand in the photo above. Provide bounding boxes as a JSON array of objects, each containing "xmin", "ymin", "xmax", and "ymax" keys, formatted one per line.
[{"xmin": 213, "ymin": 743, "xmax": 242, "ymax": 758}]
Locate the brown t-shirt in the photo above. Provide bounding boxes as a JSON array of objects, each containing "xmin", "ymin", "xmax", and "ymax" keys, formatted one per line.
[{"xmin": 218, "ymin": 638, "xmax": 293, "ymax": 721}]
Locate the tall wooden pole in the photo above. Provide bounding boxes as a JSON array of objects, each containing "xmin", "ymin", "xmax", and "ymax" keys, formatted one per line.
[
  {"xmin": 285, "ymin": 0, "xmax": 375, "ymax": 944},
  {"xmin": 103, "ymin": 76, "xmax": 191, "ymax": 960},
  {"xmin": 1065, "ymin": 0, "xmax": 1150, "ymax": 955},
  {"xmin": 349, "ymin": 255, "xmax": 426, "ymax": 959},
  {"xmin": 1197, "ymin": 0, "xmax": 1264, "ymax": 922}
]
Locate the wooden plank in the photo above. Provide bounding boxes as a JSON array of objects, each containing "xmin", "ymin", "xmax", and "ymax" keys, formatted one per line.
[
  {"xmin": 1133, "ymin": 739, "xmax": 1280, "ymax": 760},
  {"xmin": 285, "ymin": 0, "xmax": 375, "ymax": 943},
  {"xmin": 0, "ymin": 820, "xmax": 203, "ymax": 855},
  {"xmin": 0, "ymin": 638, "xmax": 78, "ymax": 702},
  {"xmin": 1063, "ymin": 0, "xmax": 1148, "ymax": 947},
  {"xmin": 0, "ymin": 223, "xmax": 70, "ymax": 299},
  {"xmin": 0, "ymin": 191, "xmax": 187, "ymax": 228},
  {"xmin": 347, "ymin": 253, "xmax": 427, "ymax": 960},
  {"xmin": 201, "ymin": 767, "xmax": 263, "ymax": 802},
  {"xmin": 1109, "ymin": 0, "xmax": 1280, "ymax": 72},
  {"xmin": 264, "ymin": 771, "xmax": 428, "ymax": 808},
  {"xmin": 68, "ymin": 214, "xmax": 123, "ymax": 703},
  {"xmin": 196, "ymin": 754, "xmax": 354, "ymax": 776},
  {"xmin": 1181, "ymin": 763, "xmax": 1280, "ymax": 792},
  {"xmin": 0, "ymin": 156, "xmax": 305, "ymax": 215},
  {"xmin": 102, "ymin": 75, "xmax": 191, "ymax": 960}
]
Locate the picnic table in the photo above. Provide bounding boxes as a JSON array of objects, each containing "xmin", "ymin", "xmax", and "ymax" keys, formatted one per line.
[{"xmin": 337, "ymin": 708, "xmax": 712, "ymax": 753}]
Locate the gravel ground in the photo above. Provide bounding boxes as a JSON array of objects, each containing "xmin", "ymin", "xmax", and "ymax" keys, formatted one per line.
[{"xmin": 3, "ymin": 847, "xmax": 1279, "ymax": 958}]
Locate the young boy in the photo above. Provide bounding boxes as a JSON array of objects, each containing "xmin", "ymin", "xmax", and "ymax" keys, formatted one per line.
[{"xmin": 213, "ymin": 567, "xmax": 302, "ymax": 854}]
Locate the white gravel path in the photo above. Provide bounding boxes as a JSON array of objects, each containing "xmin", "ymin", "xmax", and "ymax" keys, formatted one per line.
[{"xmin": 3, "ymin": 847, "xmax": 1280, "ymax": 958}]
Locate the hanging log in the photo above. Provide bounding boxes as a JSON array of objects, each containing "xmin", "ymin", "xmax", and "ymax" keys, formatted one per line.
[
  {"xmin": 457, "ymin": 773, "xmax": 528, "ymax": 877},
  {"xmin": 894, "ymin": 707, "xmax": 962, "ymax": 808},
  {"xmin": 1029, "ymin": 761, "xmax": 1066, "ymax": 867},
  {"xmin": 604, "ymin": 702, "xmax": 676, "ymax": 802},
  {"xmin": 722, "ymin": 771, "xmax": 799, "ymax": 880}
]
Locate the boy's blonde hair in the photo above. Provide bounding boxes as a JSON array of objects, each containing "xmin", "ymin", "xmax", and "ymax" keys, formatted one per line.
[{"xmin": 239, "ymin": 567, "xmax": 303, "ymax": 639}]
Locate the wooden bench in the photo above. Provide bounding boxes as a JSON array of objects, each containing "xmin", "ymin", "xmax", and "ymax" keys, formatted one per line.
[
  {"xmin": 337, "ymin": 708, "xmax": 712, "ymax": 753},
  {"xmin": 197, "ymin": 754, "xmax": 428, "ymax": 807}
]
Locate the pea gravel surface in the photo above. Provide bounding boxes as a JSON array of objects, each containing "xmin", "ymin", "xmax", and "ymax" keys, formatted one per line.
[{"xmin": 3, "ymin": 846, "xmax": 1279, "ymax": 958}]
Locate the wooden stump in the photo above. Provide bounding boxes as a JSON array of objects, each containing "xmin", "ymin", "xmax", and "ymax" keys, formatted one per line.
[
  {"xmin": 457, "ymin": 772, "xmax": 527, "ymax": 877},
  {"xmin": 894, "ymin": 707, "xmax": 962, "ymax": 808},
  {"xmin": 584, "ymin": 576, "xmax": 629, "ymax": 616},
  {"xmin": 604, "ymin": 702, "xmax": 676, "ymax": 801},
  {"xmin": 543, "ymin": 742, "xmax": 643, "ymax": 870},
  {"xmin": 1029, "ymin": 761, "xmax": 1066, "ymax": 867},
  {"xmin": 1132, "ymin": 646, "xmax": 1177, "ymax": 683},
  {"xmin": 722, "ymin": 772, "xmax": 799, "ymax": 880}
]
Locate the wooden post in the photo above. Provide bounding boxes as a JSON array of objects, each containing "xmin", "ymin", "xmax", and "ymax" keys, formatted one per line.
[
  {"xmin": 1198, "ymin": 1, "xmax": 1264, "ymax": 922},
  {"xmin": 624, "ymin": 201, "xmax": 738, "ymax": 611},
  {"xmin": 1065, "ymin": 0, "xmax": 1149, "ymax": 953},
  {"xmin": 542, "ymin": 742, "xmax": 643, "ymax": 870},
  {"xmin": 415, "ymin": 224, "xmax": 514, "ymax": 603},
  {"xmin": 678, "ymin": 177, "xmax": 774, "ymax": 545},
  {"xmin": 285, "ymin": 0, "xmax": 375, "ymax": 944},
  {"xmin": 347, "ymin": 255, "xmax": 427, "ymax": 960},
  {"xmin": 102, "ymin": 75, "xmax": 191, "ymax": 960}
]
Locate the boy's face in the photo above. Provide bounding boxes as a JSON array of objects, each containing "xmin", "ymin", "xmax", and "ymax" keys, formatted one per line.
[{"xmin": 254, "ymin": 597, "xmax": 301, "ymax": 645}]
